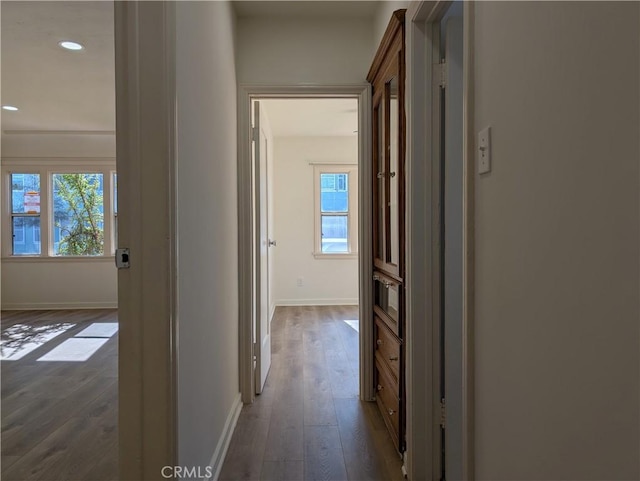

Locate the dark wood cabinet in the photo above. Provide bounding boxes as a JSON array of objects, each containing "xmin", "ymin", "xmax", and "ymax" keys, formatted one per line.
[{"xmin": 368, "ymin": 9, "xmax": 406, "ymax": 454}]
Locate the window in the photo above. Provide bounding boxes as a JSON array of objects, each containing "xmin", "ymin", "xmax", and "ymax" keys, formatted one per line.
[
  {"xmin": 10, "ymin": 173, "xmax": 41, "ymax": 255},
  {"xmin": 2, "ymin": 162, "xmax": 116, "ymax": 259},
  {"xmin": 313, "ymin": 165, "xmax": 358, "ymax": 258},
  {"xmin": 53, "ymin": 173, "xmax": 104, "ymax": 256}
]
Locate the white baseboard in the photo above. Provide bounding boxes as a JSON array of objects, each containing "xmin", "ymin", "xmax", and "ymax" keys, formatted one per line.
[
  {"xmin": 0, "ymin": 301, "xmax": 118, "ymax": 310},
  {"xmin": 275, "ymin": 298, "xmax": 358, "ymax": 307},
  {"xmin": 207, "ymin": 392, "xmax": 242, "ymax": 481}
]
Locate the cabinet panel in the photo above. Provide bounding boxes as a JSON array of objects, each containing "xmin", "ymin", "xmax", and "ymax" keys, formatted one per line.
[
  {"xmin": 375, "ymin": 360, "xmax": 400, "ymax": 450},
  {"xmin": 373, "ymin": 100, "xmax": 386, "ymax": 263},
  {"xmin": 373, "ymin": 271, "xmax": 400, "ymax": 336},
  {"xmin": 375, "ymin": 316, "xmax": 401, "ymax": 382},
  {"xmin": 388, "ymin": 74, "xmax": 400, "ymax": 269},
  {"xmin": 368, "ymin": 8, "xmax": 406, "ymax": 455}
]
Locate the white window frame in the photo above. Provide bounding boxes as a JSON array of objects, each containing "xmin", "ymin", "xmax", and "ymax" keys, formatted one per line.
[
  {"xmin": 312, "ymin": 163, "xmax": 358, "ymax": 259},
  {"xmin": 1, "ymin": 159, "xmax": 116, "ymax": 260}
]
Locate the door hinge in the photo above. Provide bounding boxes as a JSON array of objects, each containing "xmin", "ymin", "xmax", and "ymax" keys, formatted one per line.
[
  {"xmin": 440, "ymin": 398, "xmax": 446, "ymax": 428},
  {"xmin": 115, "ymin": 248, "xmax": 130, "ymax": 269},
  {"xmin": 434, "ymin": 60, "xmax": 447, "ymax": 88},
  {"xmin": 252, "ymin": 126, "xmax": 259, "ymax": 142}
]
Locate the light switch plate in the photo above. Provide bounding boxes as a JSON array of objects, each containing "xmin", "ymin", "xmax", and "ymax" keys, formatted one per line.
[{"xmin": 478, "ymin": 126, "xmax": 491, "ymax": 174}]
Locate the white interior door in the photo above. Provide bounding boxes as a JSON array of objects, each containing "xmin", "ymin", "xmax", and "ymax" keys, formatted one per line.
[{"xmin": 253, "ymin": 100, "xmax": 271, "ymax": 394}]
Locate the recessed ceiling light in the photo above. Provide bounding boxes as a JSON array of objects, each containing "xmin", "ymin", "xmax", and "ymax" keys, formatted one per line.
[
  {"xmin": 59, "ymin": 40, "xmax": 84, "ymax": 51},
  {"xmin": 2, "ymin": 105, "xmax": 18, "ymax": 111}
]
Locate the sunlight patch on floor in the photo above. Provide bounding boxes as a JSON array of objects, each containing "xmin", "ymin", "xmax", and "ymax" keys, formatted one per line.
[
  {"xmin": 37, "ymin": 337, "xmax": 110, "ymax": 362},
  {"xmin": 1, "ymin": 323, "xmax": 75, "ymax": 361},
  {"xmin": 344, "ymin": 319, "xmax": 359, "ymax": 332},
  {"xmin": 75, "ymin": 322, "xmax": 119, "ymax": 338}
]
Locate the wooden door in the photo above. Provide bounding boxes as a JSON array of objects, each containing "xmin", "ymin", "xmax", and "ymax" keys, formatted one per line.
[{"xmin": 367, "ymin": 9, "xmax": 406, "ymax": 454}]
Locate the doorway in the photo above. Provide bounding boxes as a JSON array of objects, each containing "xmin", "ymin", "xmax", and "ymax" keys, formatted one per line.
[
  {"xmin": 248, "ymin": 97, "xmax": 364, "ymax": 397},
  {"xmin": 238, "ymin": 86, "xmax": 373, "ymax": 404},
  {"xmin": 405, "ymin": 1, "xmax": 470, "ymax": 479},
  {"xmin": 0, "ymin": 2, "xmax": 120, "ymax": 480}
]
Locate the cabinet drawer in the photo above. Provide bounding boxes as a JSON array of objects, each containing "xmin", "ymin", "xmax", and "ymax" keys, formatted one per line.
[
  {"xmin": 375, "ymin": 360, "xmax": 400, "ymax": 449},
  {"xmin": 373, "ymin": 271, "xmax": 401, "ymax": 336},
  {"xmin": 375, "ymin": 316, "xmax": 400, "ymax": 382}
]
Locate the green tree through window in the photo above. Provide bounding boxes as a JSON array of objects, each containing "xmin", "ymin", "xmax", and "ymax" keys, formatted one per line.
[{"xmin": 53, "ymin": 173, "xmax": 104, "ymax": 256}]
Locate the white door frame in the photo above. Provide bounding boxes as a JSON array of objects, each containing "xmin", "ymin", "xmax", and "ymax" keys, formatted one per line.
[
  {"xmin": 405, "ymin": 1, "xmax": 475, "ymax": 480},
  {"xmin": 237, "ymin": 84, "xmax": 373, "ymax": 404},
  {"xmin": 115, "ymin": 2, "xmax": 178, "ymax": 478}
]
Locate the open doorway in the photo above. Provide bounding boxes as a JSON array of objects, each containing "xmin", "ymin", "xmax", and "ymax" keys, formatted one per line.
[
  {"xmin": 223, "ymin": 91, "xmax": 403, "ymax": 480},
  {"xmin": 1, "ymin": 2, "xmax": 119, "ymax": 479},
  {"xmin": 251, "ymin": 98, "xmax": 361, "ymax": 396},
  {"xmin": 237, "ymin": 86, "xmax": 375, "ymax": 406}
]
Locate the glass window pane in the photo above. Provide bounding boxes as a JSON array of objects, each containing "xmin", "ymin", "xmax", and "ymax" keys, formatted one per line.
[
  {"xmin": 321, "ymin": 174, "xmax": 335, "ymax": 191},
  {"xmin": 12, "ymin": 217, "xmax": 41, "ymax": 255},
  {"xmin": 320, "ymin": 173, "xmax": 348, "ymax": 213},
  {"xmin": 389, "ymin": 76, "xmax": 399, "ymax": 266},
  {"xmin": 321, "ymin": 215, "xmax": 348, "ymax": 253},
  {"xmin": 11, "ymin": 173, "xmax": 40, "ymax": 214},
  {"xmin": 53, "ymin": 173, "xmax": 104, "ymax": 256}
]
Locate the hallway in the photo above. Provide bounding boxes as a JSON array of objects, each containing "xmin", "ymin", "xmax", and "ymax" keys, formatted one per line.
[{"xmin": 219, "ymin": 305, "xmax": 403, "ymax": 481}]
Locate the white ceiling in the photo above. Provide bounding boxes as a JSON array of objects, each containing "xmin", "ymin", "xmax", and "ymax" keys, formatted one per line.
[
  {"xmin": 260, "ymin": 98, "xmax": 358, "ymax": 137},
  {"xmin": 1, "ymin": 1, "xmax": 365, "ymax": 154},
  {"xmin": 1, "ymin": 1, "xmax": 115, "ymax": 134}
]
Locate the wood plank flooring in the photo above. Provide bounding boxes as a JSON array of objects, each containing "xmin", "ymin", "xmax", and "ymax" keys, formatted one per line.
[
  {"xmin": 1, "ymin": 310, "xmax": 118, "ymax": 481},
  {"xmin": 219, "ymin": 305, "xmax": 404, "ymax": 481}
]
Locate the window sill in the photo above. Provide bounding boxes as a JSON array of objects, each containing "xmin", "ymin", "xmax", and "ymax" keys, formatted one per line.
[
  {"xmin": 313, "ymin": 252, "xmax": 358, "ymax": 260},
  {"xmin": 2, "ymin": 255, "xmax": 115, "ymax": 264}
]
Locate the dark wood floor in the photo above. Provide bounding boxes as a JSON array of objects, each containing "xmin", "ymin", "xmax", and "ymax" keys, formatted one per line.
[
  {"xmin": 1, "ymin": 309, "xmax": 118, "ymax": 481},
  {"xmin": 219, "ymin": 305, "xmax": 404, "ymax": 481},
  {"xmin": 2, "ymin": 306, "xmax": 403, "ymax": 481}
]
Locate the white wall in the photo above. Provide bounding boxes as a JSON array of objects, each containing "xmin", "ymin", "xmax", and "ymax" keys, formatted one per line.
[
  {"xmin": 1, "ymin": 259, "xmax": 116, "ymax": 309},
  {"xmin": 175, "ymin": 1, "xmax": 240, "ymax": 474},
  {"xmin": 1, "ymin": 157, "xmax": 117, "ymax": 309},
  {"xmin": 1, "ymin": 135, "xmax": 115, "ymax": 158},
  {"xmin": 272, "ymin": 136, "xmax": 358, "ymax": 305},
  {"xmin": 472, "ymin": 2, "xmax": 639, "ymax": 479},
  {"xmin": 373, "ymin": 0, "xmax": 409, "ymax": 50},
  {"xmin": 236, "ymin": 16, "xmax": 374, "ymax": 84}
]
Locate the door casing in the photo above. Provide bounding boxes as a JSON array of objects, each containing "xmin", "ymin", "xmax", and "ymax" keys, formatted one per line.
[
  {"xmin": 237, "ymin": 84, "xmax": 373, "ymax": 403},
  {"xmin": 115, "ymin": 1, "xmax": 178, "ymax": 478},
  {"xmin": 405, "ymin": 1, "xmax": 475, "ymax": 480}
]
